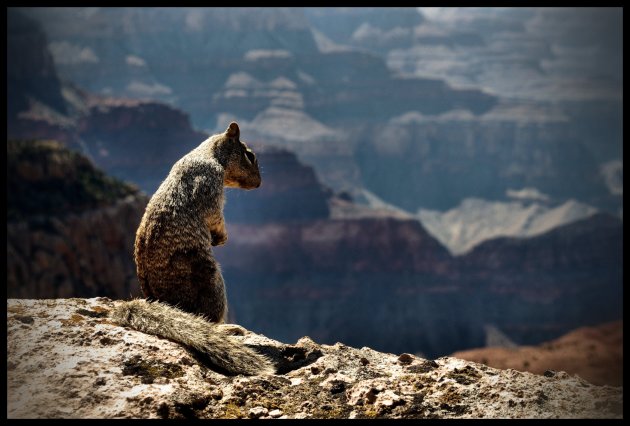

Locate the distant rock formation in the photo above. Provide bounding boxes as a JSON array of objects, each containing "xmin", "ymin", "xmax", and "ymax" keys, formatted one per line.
[
  {"xmin": 305, "ymin": 7, "xmax": 425, "ymax": 48},
  {"xmin": 223, "ymin": 145, "xmax": 331, "ymax": 224},
  {"xmin": 458, "ymin": 212, "xmax": 623, "ymax": 298},
  {"xmin": 217, "ymin": 217, "xmax": 452, "ymax": 275},
  {"xmin": 453, "ymin": 321, "xmax": 623, "ymax": 387},
  {"xmin": 7, "ymin": 9, "xmax": 68, "ymax": 124},
  {"xmin": 10, "ymin": 7, "xmax": 621, "ymax": 218},
  {"xmin": 7, "ymin": 140, "xmax": 147, "ymax": 299},
  {"xmin": 6, "ymin": 8, "xmax": 208, "ymax": 195},
  {"xmin": 75, "ymin": 94, "xmax": 209, "ymax": 193},
  {"xmin": 7, "ymin": 298, "xmax": 622, "ymax": 419},
  {"xmin": 15, "ymin": 7, "xmax": 495, "ymax": 128},
  {"xmin": 418, "ymin": 197, "xmax": 599, "ymax": 255},
  {"xmin": 355, "ymin": 114, "xmax": 615, "ymax": 212},
  {"xmin": 210, "ymin": 211, "xmax": 622, "ymax": 358}
]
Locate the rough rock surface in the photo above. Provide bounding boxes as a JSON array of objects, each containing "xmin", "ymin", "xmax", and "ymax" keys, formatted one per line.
[{"xmin": 7, "ymin": 298, "xmax": 622, "ymax": 419}]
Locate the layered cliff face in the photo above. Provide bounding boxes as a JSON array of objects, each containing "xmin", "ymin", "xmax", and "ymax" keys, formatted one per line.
[
  {"xmin": 7, "ymin": 9, "xmax": 68, "ymax": 122},
  {"xmin": 16, "ymin": 7, "xmax": 320, "ymax": 120},
  {"xmin": 16, "ymin": 92, "xmax": 208, "ymax": 194},
  {"xmin": 12, "ymin": 7, "xmax": 621, "ymax": 218},
  {"xmin": 211, "ymin": 213, "xmax": 621, "ymax": 359},
  {"xmin": 217, "ymin": 217, "xmax": 453, "ymax": 275},
  {"xmin": 7, "ymin": 197, "xmax": 146, "ymax": 299},
  {"xmin": 16, "ymin": 7, "xmax": 496, "ymax": 131},
  {"xmin": 304, "ymin": 7, "xmax": 425, "ymax": 53},
  {"xmin": 354, "ymin": 111, "xmax": 617, "ymax": 212},
  {"xmin": 453, "ymin": 213, "xmax": 623, "ymax": 348},
  {"xmin": 9, "ymin": 82, "xmax": 209, "ymax": 195},
  {"xmin": 7, "ymin": 140, "xmax": 147, "ymax": 299},
  {"xmin": 458, "ymin": 213, "xmax": 623, "ymax": 303},
  {"xmin": 6, "ymin": 9, "xmax": 209, "ymax": 195},
  {"xmin": 6, "ymin": 9, "xmax": 79, "ymax": 147},
  {"xmin": 306, "ymin": 7, "xmax": 622, "ymax": 215},
  {"xmin": 76, "ymin": 95, "xmax": 209, "ymax": 193},
  {"xmin": 11, "ymin": 5, "xmax": 498, "ymax": 202},
  {"xmin": 7, "ymin": 140, "xmax": 138, "ymax": 219}
]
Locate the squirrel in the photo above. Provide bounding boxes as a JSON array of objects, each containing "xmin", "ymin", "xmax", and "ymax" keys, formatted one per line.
[{"xmin": 110, "ymin": 122, "xmax": 274, "ymax": 376}]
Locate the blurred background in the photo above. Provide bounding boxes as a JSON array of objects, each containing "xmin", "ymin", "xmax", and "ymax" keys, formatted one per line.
[{"xmin": 7, "ymin": 7, "xmax": 622, "ymax": 386}]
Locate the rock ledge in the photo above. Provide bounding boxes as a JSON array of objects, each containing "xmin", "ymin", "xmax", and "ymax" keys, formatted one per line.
[{"xmin": 7, "ymin": 298, "xmax": 622, "ymax": 419}]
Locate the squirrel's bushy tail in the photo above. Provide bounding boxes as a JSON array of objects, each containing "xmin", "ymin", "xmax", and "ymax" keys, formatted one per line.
[{"xmin": 110, "ymin": 299, "xmax": 275, "ymax": 376}]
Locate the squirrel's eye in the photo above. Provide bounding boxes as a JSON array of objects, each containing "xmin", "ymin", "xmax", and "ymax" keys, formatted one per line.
[{"xmin": 244, "ymin": 150, "xmax": 256, "ymax": 163}]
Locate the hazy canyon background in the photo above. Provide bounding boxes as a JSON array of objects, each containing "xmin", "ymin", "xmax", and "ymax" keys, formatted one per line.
[{"xmin": 7, "ymin": 7, "xmax": 622, "ymax": 383}]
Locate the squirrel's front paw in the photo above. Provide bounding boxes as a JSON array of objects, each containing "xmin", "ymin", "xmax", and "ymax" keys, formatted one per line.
[
  {"xmin": 211, "ymin": 232, "xmax": 228, "ymax": 246},
  {"xmin": 216, "ymin": 324, "xmax": 247, "ymax": 336}
]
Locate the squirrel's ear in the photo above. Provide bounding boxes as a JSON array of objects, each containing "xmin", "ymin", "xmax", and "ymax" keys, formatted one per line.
[{"xmin": 225, "ymin": 122, "xmax": 240, "ymax": 140}]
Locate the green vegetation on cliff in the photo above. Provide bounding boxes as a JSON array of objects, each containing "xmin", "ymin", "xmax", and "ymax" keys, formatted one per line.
[{"xmin": 7, "ymin": 139, "xmax": 139, "ymax": 221}]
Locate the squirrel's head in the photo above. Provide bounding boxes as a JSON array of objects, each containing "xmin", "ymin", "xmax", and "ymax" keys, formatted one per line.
[{"xmin": 215, "ymin": 122, "xmax": 261, "ymax": 190}]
